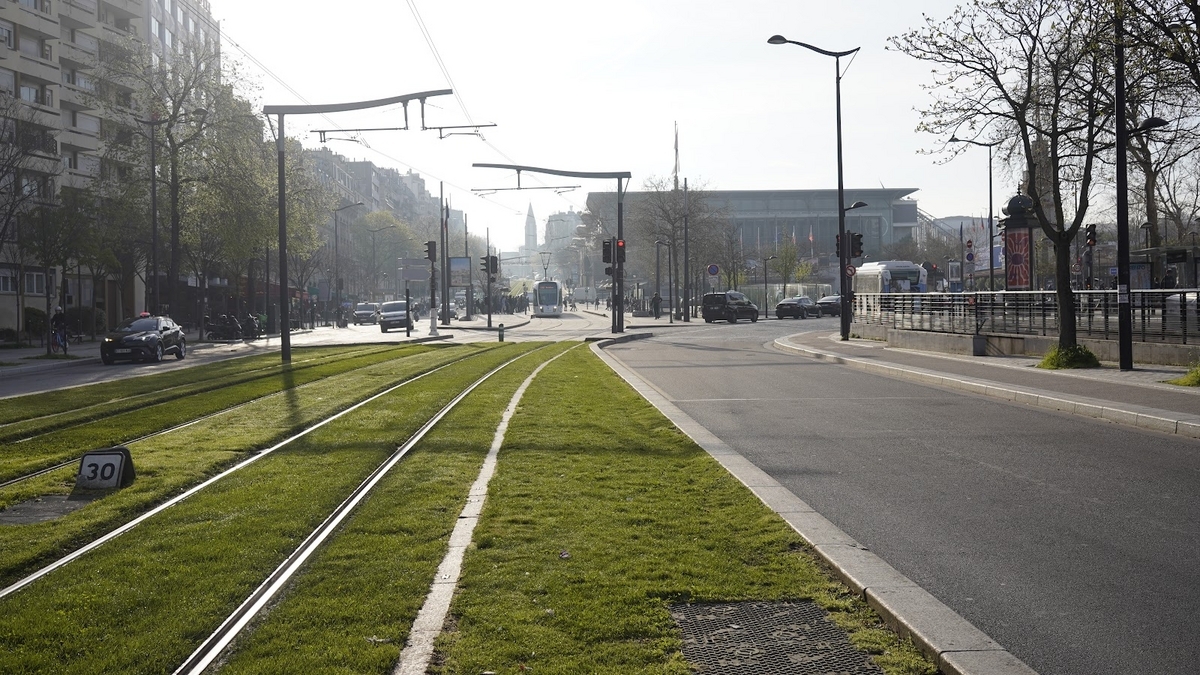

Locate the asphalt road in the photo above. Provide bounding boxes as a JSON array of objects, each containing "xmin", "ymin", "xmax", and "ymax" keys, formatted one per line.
[{"xmin": 606, "ymin": 316, "xmax": 1200, "ymax": 675}]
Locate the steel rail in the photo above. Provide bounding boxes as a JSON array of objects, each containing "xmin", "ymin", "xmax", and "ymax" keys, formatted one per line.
[
  {"xmin": 0, "ymin": 350, "xmax": 483, "ymax": 600},
  {"xmin": 172, "ymin": 346, "xmax": 548, "ymax": 675}
]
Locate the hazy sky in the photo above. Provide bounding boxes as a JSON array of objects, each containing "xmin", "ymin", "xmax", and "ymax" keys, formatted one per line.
[{"xmin": 209, "ymin": 0, "xmax": 1006, "ymax": 250}]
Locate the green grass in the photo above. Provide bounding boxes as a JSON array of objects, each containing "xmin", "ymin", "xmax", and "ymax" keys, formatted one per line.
[
  {"xmin": 0, "ymin": 345, "xmax": 498, "ymax": 587},
  {"xmin": 215, "ymin": 342, "xmax": 577, "ymax": 674},
  {"xmin": 0, "ymin": 345, "xmax": 429, "ymax": 481},
  {"xmin": 1037, "ymin": 344, "xmax": 1101, "ymax": 369},
  {"xmin": 0, "ymin": 344, "xmax": 390, "ymax": 427},
  {"xmin": 1167, "ymin": 362, "xmax": 1200, "ymax": 386},
  {"xmin": 0, "ymin": 343, "xmax": 542, "ymax": 674},
  {"xmin": 435, "ymin": 347, "xmax": 934, "ymax": 675}
]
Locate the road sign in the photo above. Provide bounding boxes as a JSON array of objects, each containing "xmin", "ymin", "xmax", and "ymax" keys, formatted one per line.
[
  {"xmin": 967, "ymin": 239, "xmax": 974, "ymax": 248},
  {"xmin": 845, "ymin": 265, "xmax": 856, "ymax": 277},
  {"xmin": 966, "ymin": 252, "xmax": 975, "ymax": 263},
  {"xmin": 707, "ymin": 264, "xmax": 719, "ymax": 276}
]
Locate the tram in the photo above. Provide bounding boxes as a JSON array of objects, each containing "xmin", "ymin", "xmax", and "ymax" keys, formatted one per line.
[{"xmin": 533, "ymin": 280, "xmax": 564, "ymax": 317}]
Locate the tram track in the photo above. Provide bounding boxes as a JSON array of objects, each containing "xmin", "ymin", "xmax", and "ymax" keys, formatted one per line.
[
  {"xmin": 0, "ymin": 345, "xmax": 426, "ymax": 487},
  {"xmin": 172, "ymin": 343, "xmax": 558, "ymax": 674},
  {"xmin": 0, "ymin": 345, "xmax": 394, "ymax": 444},
  {"xmin": 0, "ymin": 344, "xmax": 521, "ymax": 601}
]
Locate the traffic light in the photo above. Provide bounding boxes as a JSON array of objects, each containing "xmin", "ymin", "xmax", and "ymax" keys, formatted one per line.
[
  {"xmin": 835, "ymin": 234, "xmax": 842, "ymax": 258},
  {"xmin": 489, "ymin": 255, "xmax": 499, "ymax": 273},
  {"xmin": 424, "ymin": 240, "xmax": 437, "ymax": 261},
  {"xmin": 1085, "ymin": 223, "xmax": 1097, "ymax": 247},
  {"xmin": 605, "ymin": 266, "xmax": 614, "ymax": 276},
  {"xmin": 480, "ymin": 256, "xmax": 490, "ymax": 273},
  {"xmin": 616, "ymin": 239, "xmax": 626, "ymax": 263},
  {"xmin": 603, "ymin": 239, "xmax": 613, "ymax": 263},
  {"xmin": 850, "ymin": 232, "xmax": 864, "ymax": 258}
]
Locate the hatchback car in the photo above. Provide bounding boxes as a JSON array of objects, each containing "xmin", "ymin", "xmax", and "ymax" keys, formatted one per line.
[
  {"xmin": 353, "ymin": 302, "xmax": 380, "ymax": 325},
  {"xmin": 701, "ymin": 291, "xmax": 759, "ymax": 323},
  {"xmin": 775, "ymin": 296, "xmax": 822, "ymax": 319},
  {"xmin": 101, "ymin": 314, "xmax": 186, "ymax": 364},
  {"xmin": 816, "ymin": 295, "xmax": 842, "ymax": 316},
  {"xmin": 379, "ymin": 300, "xmax": 415, "ymax": 332}
]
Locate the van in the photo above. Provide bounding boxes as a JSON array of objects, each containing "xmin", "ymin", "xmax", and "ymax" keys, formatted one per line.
[{"xmin": 701, "ymin": 291, "xmax": 759, "ymax": 323}]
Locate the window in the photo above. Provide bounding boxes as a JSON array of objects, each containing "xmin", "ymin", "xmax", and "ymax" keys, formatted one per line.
[
  {"xmin": 164, "ymin": 30, "xmax": 172, "ymax": 48},
  {"xmin": 19, "ymin": 84, "xmax": 39, "ymax": 104},
  {"xmin": 18, "ymin": 35, "xmax": 40, "ymax": 58},
  {"xmin": 0, "ymin": 270, "xmax": 16, "ymax": 293},
  {"xmin": 0, "ymin": 68, "xmax": 13, "ymax": 95},
  {"xmin": 74, "ymin": 112, "xmax": 101, "ymax": 134},
  {"xmin": 64, "ymin": 151, "xmax": 77, "ymax": 170},
  {"xmin": 151, "ymin": 17, "xmax": 160, "ymax": 39},
  {"xmin": 0, "ymin": 21, "xmax": 13, "ymax": 49},
  {"xmin": 74, "ymin": 31, "xmax": 97, "ymax": 52},
  {"xmin": 25, "ymin": 271, "xmax": 46, "ymax": 295}
]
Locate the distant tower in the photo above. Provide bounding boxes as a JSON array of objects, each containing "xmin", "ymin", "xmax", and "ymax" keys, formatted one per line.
[{"xmin": 525, "ymin": 204, "xmax": 538, "ymax": 251}]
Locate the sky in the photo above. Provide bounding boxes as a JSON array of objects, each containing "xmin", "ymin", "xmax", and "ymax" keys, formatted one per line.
[{"xmin": 207, "ymin": 0, "xmax": 1007, "ymax": 251}]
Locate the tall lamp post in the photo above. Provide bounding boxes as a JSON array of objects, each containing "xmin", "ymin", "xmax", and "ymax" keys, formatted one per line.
[
  {"xmin": 762, "ymin": 254, "xmax": 777, "ymax": 315},
  {"xmin": 368, "ymin": 223, "xmax": 395, "ymax": 300},
  {"xmin": 950, "ymin": 136, "xmax": 998, "ymax": 290},
  {"xmin": 768, "ymin": 34, "xmax": 861, "ymax": 341},
  {"xmin": 656, "ymin": 240, "xmax": 675, "ymax": 323},
  {"xmin": 134, "ymin": 114, "xmax": 166, "ymax": 315},
  {"xmin": 539, "ymin": 250, "xmax": 552, "ymax": 280},
  {"xmin": 332, "ymin": 202, "xmax": 362, "ymax": 327}
]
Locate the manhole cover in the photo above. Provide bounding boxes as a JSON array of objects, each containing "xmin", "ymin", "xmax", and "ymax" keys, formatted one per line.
[{"xmin": 670, "ymin": 601, "xmax": 882, "ymax": 674}]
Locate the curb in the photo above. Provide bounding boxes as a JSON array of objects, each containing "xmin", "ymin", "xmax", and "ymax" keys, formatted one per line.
[
  {"xmin": 586, "ymin": 332, "xmax": 653, "ymax": 345},
  {"xmin": 449, "ymin": 319, "xmax": 532, "ymax": 332},
  {"xmin": 774, "ymin": 336, "xmax": 1200, "ymax": 440},
  {"xmin": 591, "ymin": 340, "xmax": 1038, "ymax": 675}
]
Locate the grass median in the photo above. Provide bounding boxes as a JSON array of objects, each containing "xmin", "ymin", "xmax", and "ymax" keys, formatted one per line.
[
  {"xmin": 0, "ymin": 343, "xmax": 542, "ymax": 674},
  {"xmin": 0, "ymin": 345, "xmax": 424, "ymax": 483},
  {"xmin": 0, "ymin": 344, "xmax": 495, "ymax": 588},
  {"xmin": 435, "ymin": 347, "xmax": 934, "ymax": 675}
]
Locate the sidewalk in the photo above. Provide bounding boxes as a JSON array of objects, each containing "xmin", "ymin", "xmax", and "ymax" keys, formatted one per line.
[{"xmin": 775, "ymin": 331, "xmax": 1200, "ymax": 438}]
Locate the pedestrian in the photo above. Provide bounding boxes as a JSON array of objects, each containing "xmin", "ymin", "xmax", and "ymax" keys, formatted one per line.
[{"xmin": 651, "ymin": 292, "xmax": 662, "ymax": 319}]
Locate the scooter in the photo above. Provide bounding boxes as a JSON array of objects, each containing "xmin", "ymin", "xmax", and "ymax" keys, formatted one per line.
[{"xmin": 241, "ymin": 314, "xmax": 261, "ymax": 339}]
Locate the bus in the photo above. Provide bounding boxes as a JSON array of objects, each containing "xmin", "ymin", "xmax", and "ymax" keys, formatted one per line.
[
  {"xmin": 853, "ymin": 261, "xmax": 928, "ymax": 294},
  {"xmin": 533, "ymin": 280, "xmax": 564, "ymax": 317}
]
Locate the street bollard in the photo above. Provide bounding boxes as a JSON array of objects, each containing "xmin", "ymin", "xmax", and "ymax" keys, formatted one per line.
[{"xmin": 498, "ymin": 323, "xmax": 505, "ymax": 342}]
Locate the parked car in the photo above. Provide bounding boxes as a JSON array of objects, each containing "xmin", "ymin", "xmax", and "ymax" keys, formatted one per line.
[
  {"xmin": 702, "ymin": 291, "xmax": 759, "ymax": 323},
  {"xmin": 816, "ymin": 295, "xmax": 842, "ymax": 316},
  {"xmin": 379, "ymin": 300, "xmax": 415, "ymax": 332},
  {"xmin": 353, "ymin": 302, "xmax": 380, "ymax": 325},
  {"xmin": 775, "ymin": 296, "xmax": 822, "ymax": 319},
  {"xmin": 101, "ymin": 314, "xmax": 186, "ymax": 364}
]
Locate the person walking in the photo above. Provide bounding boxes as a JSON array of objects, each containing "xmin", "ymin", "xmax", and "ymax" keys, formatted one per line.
[{"xmin": 651, "ymin": 292, "xmax": 662, "ymax": 319}]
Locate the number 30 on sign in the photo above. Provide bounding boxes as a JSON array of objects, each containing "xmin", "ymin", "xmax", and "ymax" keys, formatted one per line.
[{"xmin": 76, "ymin": 446, "xmax": 135, "ymax": 490}]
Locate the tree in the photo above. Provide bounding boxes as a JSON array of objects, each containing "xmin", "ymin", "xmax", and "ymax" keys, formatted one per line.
[
  {"xmin": 890, "ymin": 0, "xmax": 1113, "ymax": 348},
  {"xmin": 19, "ymin": 191, "xmax": 91, "ymax": 354}
]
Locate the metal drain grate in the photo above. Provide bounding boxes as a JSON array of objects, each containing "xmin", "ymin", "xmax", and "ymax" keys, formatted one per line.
[{"xmin": 670, "ymin": 601, "xmax": 882, "ymax": 674}]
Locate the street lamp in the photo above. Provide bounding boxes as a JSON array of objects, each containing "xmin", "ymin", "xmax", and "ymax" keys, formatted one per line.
[
  {"xmin": 762, "ymin": 254, "xmax": 777, "ymax": 316},
  {"xmin": 656, "ymin": 240, "xmax": 675, "ymax": 323},
  {"xmin": 332, "ymin": 201, "xmax": 362, "ymax": 327},
  {"xmin": 769, "ymin": 34, "xmax": 861, "ymax": 340},
  {"xmin": 539, "ymin": 250, "xmax": 552, "ymax": 280},
  {"xmin": 134, "ymin": 114, "xmax": 166, "ymax": 315},
  {"xmin": 368, "ymin": 224, "xmax": 396, "ymax": 299},
  {"xmin": 950, "ymin": 136, "xmax": 999, "ymax": 291}
]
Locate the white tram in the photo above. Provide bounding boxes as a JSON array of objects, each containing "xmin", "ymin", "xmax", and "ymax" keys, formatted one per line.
[{"xmin": 533, "ymin": 280, "xmax": 564, "ymax": 317}]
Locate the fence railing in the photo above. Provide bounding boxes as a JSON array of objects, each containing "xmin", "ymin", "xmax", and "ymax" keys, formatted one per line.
[{"xmin": 852, "ymin": 290, "xmax": 1200, "ymax": 345}]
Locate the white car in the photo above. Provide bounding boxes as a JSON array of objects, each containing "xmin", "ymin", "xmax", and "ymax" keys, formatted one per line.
[{"xmin": 379, "ymin": 300, "xmax": 415, "ymax": 332}]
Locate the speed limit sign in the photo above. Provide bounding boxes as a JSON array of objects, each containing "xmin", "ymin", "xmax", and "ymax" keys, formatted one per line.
[{"xmin": 76, "ymin": 446, "xmax": 136, "ymax": 489}]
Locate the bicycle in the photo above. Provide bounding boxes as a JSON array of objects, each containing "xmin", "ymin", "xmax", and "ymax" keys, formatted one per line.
[{"xmin": 50, "ymin": 327, "xmax": 68, "ymax": 355}]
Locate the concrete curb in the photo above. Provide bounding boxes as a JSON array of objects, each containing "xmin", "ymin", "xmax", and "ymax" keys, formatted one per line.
[
  {"xmin": 590, "ymin": 339, "xmax": 1038, "ymax": 675},
  {"xmin": 448, "ymin": 319, "xmax": 532, "ymax": 332},
  {"xmin": 774, "ymin": 336, "xmax": 1200, "ymax": 440},
  {"xmin": 586, "ymin": 332, "xmax": 653, "ymax": 345}
]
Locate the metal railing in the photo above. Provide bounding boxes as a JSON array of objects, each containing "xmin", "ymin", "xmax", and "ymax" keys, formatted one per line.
[{"xmin": 853, "ymin": 290, "xmax": 1200, "ymax": 345}]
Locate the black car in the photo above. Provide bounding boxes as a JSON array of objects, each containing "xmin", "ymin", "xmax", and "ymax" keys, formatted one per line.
[
  {"xmin": 353, "ymin": 303, "xmax": 379, "ymax": 325},
  {"xmin": 775, "ymin": 296, "xmax": 822, "ymax": 319},
  {"xmin": 101, "ymin": 315, "xmax": 186, "ymax": 364},
  {"xmin": 816, "ymin": 295, "xmax": 842, "ymax": 316},
  {"xmin": 702, "ymin": 291, "xmax": 759, "ymax": 323}
]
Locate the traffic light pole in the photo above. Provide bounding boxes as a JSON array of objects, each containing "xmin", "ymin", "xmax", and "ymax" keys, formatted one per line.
[{"xmin": 471, "ymin": 163, "xmax": 631, "ymax": 333}]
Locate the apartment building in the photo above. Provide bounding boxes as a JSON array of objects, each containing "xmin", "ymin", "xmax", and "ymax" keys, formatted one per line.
[{"xmin": 0, "ymin": 0, "xmax": 218, "ymax": 336}]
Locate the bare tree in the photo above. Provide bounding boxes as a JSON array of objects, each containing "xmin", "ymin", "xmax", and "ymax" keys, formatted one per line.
[{"xmin": 890, "ymin": 0, "xmax": 1113, "ymax": 348}]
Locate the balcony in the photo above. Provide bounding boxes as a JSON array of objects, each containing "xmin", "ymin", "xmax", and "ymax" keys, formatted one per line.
[
  {"xmin": 57, "ymin": 83, "xmax": 96, "ymax": 110},
  {"xmin": 58, "ymin": 41, "xmax": 96, "ymax": 68},
  {"xmin": 100, "ymin": 0, "xmax": 142, "ymax": 13},
  {"xmin": 59, "ymin": 126, "xmax": 99, "ymax": 152},
  {"xmin": 17, "ymin": 53, "xmax": 61, "ymax": 83},
  {"xmin": 60, "ymin": 0, "xmax": 98, "ymax": 23},
  {"xmin": 15, "ymin": 3, "xmax": 61, "ymax": 38}
]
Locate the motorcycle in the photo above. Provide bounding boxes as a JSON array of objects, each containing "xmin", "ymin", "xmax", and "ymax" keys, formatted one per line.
[{"xmin": 205, "ymin": 315, "xmax": 243, "ymax": 341}]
